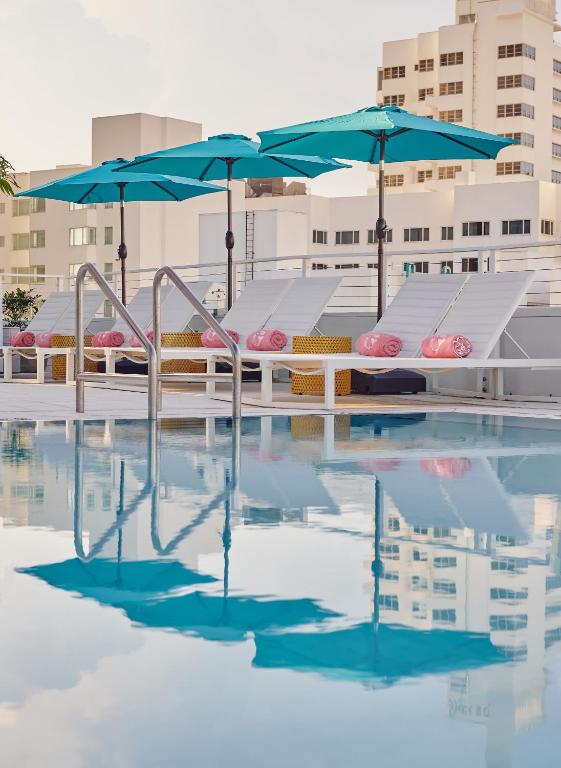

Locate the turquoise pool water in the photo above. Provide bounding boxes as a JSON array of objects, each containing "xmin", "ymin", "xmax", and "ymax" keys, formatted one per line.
[{"xmin": 1, "ymin": 413, "xmax": 561, "ymax": 767}]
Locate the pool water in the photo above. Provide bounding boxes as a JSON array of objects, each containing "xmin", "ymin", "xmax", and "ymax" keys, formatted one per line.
[{"xmin": 1, "ymin": 413, "xmax": 561, "ymax": 767}]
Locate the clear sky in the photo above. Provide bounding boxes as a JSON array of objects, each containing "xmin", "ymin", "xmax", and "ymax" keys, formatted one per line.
[{"xmin": 4, "ymin": 0, "xmax": 468, "ymax": 196}]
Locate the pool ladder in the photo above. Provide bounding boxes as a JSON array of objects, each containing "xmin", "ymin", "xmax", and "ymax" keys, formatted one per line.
[{"xmin": 75, "ymin": 263, "xmax": 241, "ymax": 421}]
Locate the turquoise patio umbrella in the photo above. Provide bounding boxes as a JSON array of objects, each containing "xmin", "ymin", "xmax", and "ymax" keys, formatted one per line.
[
  {"xmin": 16, "ymin": 158, "xmax": 225, "ymax": 304},
  {"xmin": 258, "ymin": 106, "xmax": 514, "ymax": 318},
  {"xmin": 121, "ymin": 134, "xmax": 349, "ymax": 307}
]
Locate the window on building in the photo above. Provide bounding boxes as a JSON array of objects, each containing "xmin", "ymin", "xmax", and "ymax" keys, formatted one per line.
[
  {"xmin": 553, "ymin": 170, "xmax": 561, "ymax": 184},
  {"xmin": 334, "ymin": 263, "xmax": 361, "ymax": 270},
  {"xmin": 383, "ymin": 65, "xmax": 405, "ymax": 79},
  {"xmin": 490, "ymin": 614, "xmax": 528, "ymax": 631},
  {"xmin": 462, "ymin": 257, "xmax": 479, "ymax": 272},
  {"xmin": 412, "ymin": 261, "xmax": 429, "ymax": 273},
  {"xmin": 496, "ymin": 161, "xmax": 534, "ymax": 176},
  {"xmin": 417, "ymin": 170, "xmax": 433, "ymax": 182},
  {"xmin": 413, "ymin": 549, "xmax": 428, "ymax": 562},
  {"xmin": 104, "ymin": 202, "xmax": 114, "ymax": 209},
  {"xmin": 554, "ymin": 116, "xmax": 561, "ymax": 131},
  {"xmin": 554, "ymin": 89, "xmax": 561, "ymax": 103},
  {"xmin": 404, "ymin": 227, "xmax": 430, "ymax": 242},
  {"xmin": 498, "ymin": 131, "xmax": 534, "ymax": 147},
  {"xmin": 382, "ymin": 571, "xmax": 399, "ymax": 582},
  {"xmin": 9, "ymin": 266, "xmax": 45, "ymax": 284},
  {"xmin": 411, "ymin": 575, "xmax": 428, "ymax": 590},
  {"xmin": 490, "ymin": 587, "xmax": 528, "ymax": 601},
  {"xmin": 368, "ymin": 228, "xmax": 393, "ymax": 243},
  {"xmin": 497, "ymin": 74, "xmax": 535, "ymax": 90},
  {"xmin": 383, "ymin": 174, "xmax": 404, "ymax": 187},
  {"xmin": 69, "ymin": 201, "xmax": 96, "ymax": 211},
  {"xmin": 433, "ymin": 580, "xmax": 457, "ymax": 595},
  {"xmin": 0, "ymin": 202, "xmax": 5, "ymax": 214},
  {"xmin": 439, "ymin": 81, "xmax": 463, "ymax": 95},
  {"xmin": 441, "ymin": 226, "xmax": 454, "ymax": 241},
  {"xmin": 0, "ymin": 236, "xmax": 5, "ymax": 247},
  {"xmin": 440, "ymin": 51, "xmax": 463, "ymax": 66},
  {"xmin": 438, "ymin": 165, "xmax": 462, "ymax": 180},
  {"xmin": 491, "ymin": 557, "xmax": 528, "ymax": 573},
  {"xmin": 104, "ymin": 226, "xmax": 114, "ymax": 245},
  {"xmin": 498, "ymin": 43, "xmax": 535, "ymax": 60},
  {"xmin": 12, "ymin": 233, "xmax": 30, "ymax": 250},
  {"xmin": 555, "ymin": 59, "xmax": 561, "ymax": 75},
  {"xmin": 12, "ymin": 199, "xmax": 30, "ymax": 216},
  {"xmin": 30, "ymin": 229, "xmax": 45, "ymax": 248},
  {"xmin": 387, "ymin": 517, "xmax": 401, "ymax": 532},
  {"xmin": 418, "ymin": 87, "xmax": 434, "ymax": 101},
  {"xmin": 462, "ymin": 221, "xmax": 490, "ymax": 237},
  {"xmin": 433, "ymin": 556, "xmax": 457, "ymax": 568},
  {"xmin": 541, "ymin": 219, "xmax": 554, "ymax": 235},
  {"xmin": 459, "ymin": 13, "xmax": 476, "ymax": 23},
  {"xmin": 380, "ymin": 595, "xmax": 399, "ymax": 611},
  {"xmin": 433, "ymin": 609, "xmax": 457, "ymax": 624},
  {"xmin": 383, "ymin": 94, "xmax": 405, "ymax": 107},
  {"xmin": 335, "ymin": 230, "xmax": 359, "ymax": 245},
  {"xmin": 417, "ymin": 58, "xmax": 434, "ymax": 72},
  {"xmin": 441, "ymin": 260, "xmax": 454, "ymax": 273},
  {"xmin": 311, "ymin": 263, "xmax": 328, "ymax": 271},
  {"xmin": 69, "ymin": 226, "xmax": 96, "ymax": 246},
  {"xmin": 438, "ymin": 109, "xmax": 463, "ymax": 123},
  {"xmin": 312, "ymin": 229, "xmax": 327, "ymax": 244},
  {"xmin": 502, "ymin": 219, "xmax": 530, "ymax": 235},
  {"xmin": 497, "ymin": 103, "xmax": 534, "ymax": 118},
  {"xmin": 380, "ymin": 542, "xmax": 400, "ymax": 559},
  {"xmin": 30, "ymin": 198, "xmax": 45, "ymax": 213},
  {"xmin": 553, "ymin": 143, "xmax": 561, "ymax": 158}
]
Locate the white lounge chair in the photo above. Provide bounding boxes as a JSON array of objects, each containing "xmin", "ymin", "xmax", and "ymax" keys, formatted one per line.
[{"xmin": 2, "ymin": 290, "xmax": 104, "ymax": 384}]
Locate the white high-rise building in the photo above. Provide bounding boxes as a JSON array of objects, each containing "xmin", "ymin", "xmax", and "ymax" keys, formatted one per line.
[{"xmin": 375, "ymin": 0, "xmax": 561, "ymax": 191}]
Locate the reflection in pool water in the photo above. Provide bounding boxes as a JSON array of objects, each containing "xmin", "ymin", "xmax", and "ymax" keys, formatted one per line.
[{"xmin": 1, "ymin": 413, "xmax": 561, "ymax": 767}]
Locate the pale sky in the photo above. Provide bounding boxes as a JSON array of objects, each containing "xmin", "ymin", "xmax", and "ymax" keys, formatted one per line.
[{"xmin": 3, "ymin": 0, "xmax": 472, "ymax": 196}]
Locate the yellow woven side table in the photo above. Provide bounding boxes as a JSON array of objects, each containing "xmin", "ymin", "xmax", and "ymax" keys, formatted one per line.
[
  {"xmin": 51, "ymin": 335, "xmax": 96, "ymax": 381},
  {"xmin": 291, "ymin": 335, "xmax": 352, "ymax": 396},
  {"xmin": 161, "ymin": 332, "xmax": 205, "ymax": 374}
]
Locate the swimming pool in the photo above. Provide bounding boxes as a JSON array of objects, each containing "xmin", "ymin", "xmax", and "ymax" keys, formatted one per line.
[{"xmin": 1, "ymin": 413, "xmax": 561, "ymax": 767}]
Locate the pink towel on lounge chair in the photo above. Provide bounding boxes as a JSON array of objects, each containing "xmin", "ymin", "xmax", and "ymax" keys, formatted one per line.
[
  {"xmin": 420, "ymin": 457, "xmax": 471, "ymax": 480},
  {"xmin": 201, "ymin": 328, "xmax": 239, "ymax": 348},
  {"xmin": 35, "ymin": 333, "xmax": 53, "ymax": 348},
  {"xmin": 130, "ymin": 330, "xmax": 154, "ymax": 348},
  {"xmin": 12, "ymin": 331, "xmax": 35, "ymax": 347},
  {"xmin": 421, "ymin": 334, "xmax": 472, "ymax": 358},
  {"xmin": 246, "ymin": 329, "xmax": 287, "ymax": 351},
  {"xmin": 355, "ymin": 332, "xmax": 402, "ymax": 357},
  {"xmin": 91, "ymin": 331, "xmax": 125, "ymax": 348}
]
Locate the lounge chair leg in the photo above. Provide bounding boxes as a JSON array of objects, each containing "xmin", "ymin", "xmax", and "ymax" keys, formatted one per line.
[
  {"xmin": 324, "ymin": 363, "xmax": 336, "ymax": 410},
  {"xmin": 260, "ymin": 362, "xmax": 273, "ymax": 405},
  {"xmin": 206, "ymin": 357, "xmax": 216, "ymax": 395},
  {"xmin": 4, "ymin": 351, "xmax": 13, "ymax": 382},
  {"xmin": 37, "ymin": 351, "xmax": 45, "ymax": 384},
  {"xmin": 489, "ymin": 368, "xmax": 504, "ymax": 400},
  {"xmin": 107, "ymin": 350, "xmax": 116, "ymax": 375}
]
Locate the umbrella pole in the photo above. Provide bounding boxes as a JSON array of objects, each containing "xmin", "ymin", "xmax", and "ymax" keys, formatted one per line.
[
  {"xmin": 225, "ymin": 159, "xmax": 235, "ymax": 310},
  {"xmin": 117, "ymin": 183, "xmax": 127, "ymax": 306},
  {"xmin": 376, "ymin": 135, "xmax": 387, "ymax": 320}
]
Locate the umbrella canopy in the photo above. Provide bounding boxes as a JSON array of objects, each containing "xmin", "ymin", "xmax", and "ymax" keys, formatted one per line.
[
  {"xmin": 121, "ymin": 134, "xmax": 349, "ymax": 307},
  {"xmin": 15, "ymin": 159, "xmax": 224, "ymax": 305},
  {"xmin": 15, "ymin": 158, "xmax": 225, "ymax": 203},
  {"xmin": 258, "ymin": 106, "xmax": 513, "ymax": 318},
  {"xmin": 19, "ymin": 557, "xmax": 217, "ymax": 605},
  {"xmin": 253, "ymin": 621, "xmax": 507, "ymax": 686}
]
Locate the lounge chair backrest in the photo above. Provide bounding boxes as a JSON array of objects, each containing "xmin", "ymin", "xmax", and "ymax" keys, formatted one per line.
[
  {"xmin": 159, "ymin": 280, "xmax": 213, "ymax": 333},
  {"xmin": 263, "ymin": 277, "xmax": 342, "ymax": 346},
  {"xmin": 436, "ymin": 271, "xmax": 534, "ymax": 358},
  {"xmin": 375, "ymin": 274, "xmax": 468, "ymax": 356},
  {"xmin": 26, "ymin": 291, "xmax": 75, "ymax": 333},
  {"xmin": 224, "ymin": 278, "xmax": 293, "ymax": 342},
  {"xmin": 56, "ymin": 290, "xmax": 105, "ymax": 334},
  {"xmin": 112, "ymin": 286, "xmax": 162, "ymax": 335}
]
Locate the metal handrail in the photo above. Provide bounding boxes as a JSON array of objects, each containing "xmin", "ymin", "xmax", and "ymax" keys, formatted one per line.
[
  {"xmin": 153, "ymin": 266, "xmax": 242, "ymax": 420},
  {"xmin": 75, "ymin": 262, "xmax": 158, "ymax": 419}
]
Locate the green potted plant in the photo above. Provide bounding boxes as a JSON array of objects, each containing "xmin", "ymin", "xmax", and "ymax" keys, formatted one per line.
[{"xmin": 2, "ymin": 288, "xmax": 42, "ymax": 336}]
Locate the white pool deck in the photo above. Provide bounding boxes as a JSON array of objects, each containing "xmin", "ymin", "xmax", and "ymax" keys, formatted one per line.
[{"xmin": 1, "ymin": 380, "xmax": 561, "ymax": 421}]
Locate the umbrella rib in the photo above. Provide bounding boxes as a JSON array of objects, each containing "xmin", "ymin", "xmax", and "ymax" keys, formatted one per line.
[
  {"xmin": 151, "ymin": 181, "xmax": 180, "ymax": 201},
  {"xmin": 269, "ymin": 156, "xmax": 314, "ymax": 178},
  {"xmin": 435, "ymin": 131, "xmax": 493, "ymax": 159},
  {"xmin": 77, "ymin": 183, "xmax": 99, "ymax": 205},
  {"xmin": 259, "ymin": 132, "xmax": 316, "ymax": 152},
  {"xmin": 199, "ymin": 157, "xmax": 218, "ymax": 181}
]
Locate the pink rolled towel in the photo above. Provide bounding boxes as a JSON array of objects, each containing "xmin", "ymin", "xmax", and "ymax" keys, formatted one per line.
[
  {"xmin": 420, "ymin": 457, "xmax": 471, "ymax": 479},
  {"xmin": 201, "ymin": 328, "xmax": 239, "ymax": 348},
  {"xmin": 246, "ymin": 329, "xmax": 287, "ymax": 351},
  {"xmin": 356, "ymin": 332, "xmax": 402, "ymax": 357},
  {"xmin": 35, "ymin": 333, "xmax": 53, "ymax": 348},
  {"xmin": 92, "ymin": 331, "xmax": 125, "ymax": 348},
  {"xmin": 130, "ymin": 330, "xmax": 154, "ymax": 348},
  {"xmin": 421, "ymin": 334, "xmax": 472, "ymax": 358},
  {"xmin": 12, "ymin": 331, "xmax": 35, "ymax": 347}
]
